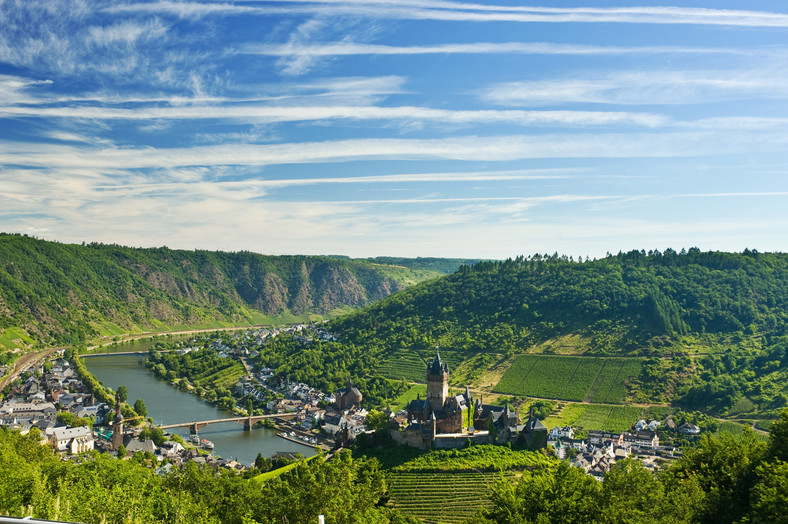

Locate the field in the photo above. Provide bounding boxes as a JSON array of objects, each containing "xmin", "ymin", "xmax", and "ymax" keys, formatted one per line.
[
  {"xmin": 190, "ymin": 363, "xmax": 246, "ymax": 388},
  {"xmin": 545, "ymin": 403, "xmax": 644, "ymax": 432},
  {"xmin": 378, "ymin": 350, "xmax": 427, "ymax": 382},
  {"xmin": 387, "ymin": 472, "xmax": 503, "ymax": 523},
  {"xmin": 379, "ymin": 349, "xmax": 465, "ymax": 383},
  {"xmin": 494, "ymin": 355, "xmax": 643, "ymax": 403},
  {"xmin": 0, "ymin": 327, "xmax": 35, "ymax": 351},
  {"xmin": 716, "ymin": 421, "xmax": 769, "ymax": 442},
  {"xmin": 390, "ymin": 384, "xmax": 427, "ymax": 411}
]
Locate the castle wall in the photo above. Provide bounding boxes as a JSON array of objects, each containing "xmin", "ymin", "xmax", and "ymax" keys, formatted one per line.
[
  {"xmin": 434, "ymin": 432, "xmax": 492, "ymax": 449},
  {"xmin": 389, "ymin": 428, "xmax": 431, "ymax": 449}
]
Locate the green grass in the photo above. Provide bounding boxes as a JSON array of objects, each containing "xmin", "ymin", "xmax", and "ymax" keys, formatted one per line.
[
  {"xmin": 390, "ymin": 384, "xmax": 427, "ymax": 411},
  {"xmin": 715, "ymin": 421, "xmax": 768, "ymax": 442},
  {"xmin": 574, "ymin": 405, "xmax": 613, "ymax": 430},
  {"xmin": 253, "ymin": 456, "xmax": 319, "ymax": 482},
  {"xmin": 0, "ymin": 327, "xmax": 35, "ymax": 350},
  {"xmin": 494, "ymin": 355, "xmax": 642, "ymax": 403},
  {"xmin": 605, "ymin": 406, "xmax": 644, "ymax": 431},
  {"xmin": 544, "ymin": 403, "xmax": 588, "ymax": 429},
  {"xmin": 730, "ymin": 396, "xmax": 756, "ymax": 415},
  {"xmin": 545, "ymin": 403, "xmax": 642, "ymax": 432}
]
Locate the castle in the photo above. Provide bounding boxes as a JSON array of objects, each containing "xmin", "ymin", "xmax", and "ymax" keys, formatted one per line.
[{"xmin": 393, "ymin": 352, "xmax": 547, "ymax": 449}]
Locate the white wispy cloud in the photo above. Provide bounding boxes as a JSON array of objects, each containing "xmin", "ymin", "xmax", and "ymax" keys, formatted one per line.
[
  {"xmin": 482, "ymin": 69, "xmax": 788, "ymax": 106},
  {"xmin": 86, "ymin": 19, "xmax": 167, "ymax": 47},
  {"xmin": 5, "ymin": 131, "xmax": 788, "ymax": 172},
  {"xmin": 241, "ymin": 41, "xmax": 752, "ymax": 58},
  {"xmin": 0, "ymin": 103, "xmax": 669, "ymax": 128},
  {"xmin": 107, "ymin": 1, "xmax": 788, "ymax": 28}
]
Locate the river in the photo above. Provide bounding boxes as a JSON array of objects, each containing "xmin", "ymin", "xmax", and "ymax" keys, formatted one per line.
[{"xmin": 84, "ymin": 340, "xmax": 317, "ymax": 466}]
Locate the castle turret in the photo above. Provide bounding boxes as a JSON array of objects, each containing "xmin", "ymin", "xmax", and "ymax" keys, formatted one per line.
[{"xmin": 426, "ymin": 351, "xmax": 449, "ymax": 411}]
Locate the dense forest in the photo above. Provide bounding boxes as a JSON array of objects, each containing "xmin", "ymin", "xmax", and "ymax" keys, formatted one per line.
[
  {"xmin": 1, "ymin": 410, "xmax": 786, "ymax": 523},
  {"xmin": 253, "ymin": 250, "xmax": 788, "ymax": 414},
  {"xmin": 0, "ymin": 234, "xmax": 451, "ymax": 354}
]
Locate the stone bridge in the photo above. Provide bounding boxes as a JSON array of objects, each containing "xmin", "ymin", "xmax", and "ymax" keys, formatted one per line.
[{"xmin": 158, "ymin": 413, "xmax": 298, "ymax": 433}]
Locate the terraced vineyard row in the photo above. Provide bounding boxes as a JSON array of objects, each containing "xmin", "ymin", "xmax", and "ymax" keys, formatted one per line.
[
  {"xmin": 379, "ymin": 349, "xmax": 465, "ymax": 383},
  {"xmin": 378, "ymin": 350, "xmax": 427, "ymax": 382},
  {"xmin": 387, "ymin": 472, "xmax": 504, "ymax": 523},
  {"xmin": 191, "ymin": 364, "xmax": 246, "ymax": 388},
  {"xmin": 494, "ymin": 355, "xmax": 643, "ymax": 403}
]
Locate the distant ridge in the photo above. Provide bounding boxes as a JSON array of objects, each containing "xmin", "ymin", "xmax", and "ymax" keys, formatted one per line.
[{"xmin": 0, "ymin": 234, "xmax": 460, "ymax": 352}]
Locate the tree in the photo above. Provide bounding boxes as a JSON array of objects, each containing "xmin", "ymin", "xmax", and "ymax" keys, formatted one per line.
[
  {"xmin": 117, "ymin": 385, "xmax": 128, "ymax": 404},
  {"xmin": 747, "ymin": 460, "xmax": 788, "ymax": 523},
  {"xmin": 138, "ymin": 427, "xmax": 152, "ymax": 441},
  {"xmin": 767, "ymin": 408, "xmax": 788, "ymax": 462},
  {"xmin": 116, "ymin": 444, "xmax": 126, "ymax": 458},
  {"xmin": 481, "ymin": 461, "xmax": 600, "ymax": 523},
  {"xmin": 150, "ymin": 427, "xmax": 166, "ymax": 447},
  {"xmin": 364, "ymin": 409, "xmax": 390, "ymax": 433},
  {"xmin": 669, "ymin": 431, "xmax": 766, "ymax": 523},
  {"xmin": 133, "ymin": 398, "xmax": 148, "ymax": 418}
]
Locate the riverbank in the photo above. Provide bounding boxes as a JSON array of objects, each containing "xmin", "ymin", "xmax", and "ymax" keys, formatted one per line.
[
  {"xmin": 277, "ymin": 431, "xmax": 330, "ymax": 451},
  {"xmin": 85, "ymin": 353, "xmax": 317, "ymax": 464}
]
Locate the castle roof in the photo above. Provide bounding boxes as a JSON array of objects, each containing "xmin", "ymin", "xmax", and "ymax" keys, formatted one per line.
[{"xmin": 428, "ymin": 351, "xmax": 449, "ymax": 375}]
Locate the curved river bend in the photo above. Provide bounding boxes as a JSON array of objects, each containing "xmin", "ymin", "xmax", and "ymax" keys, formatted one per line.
[{"xmin": 84, "ymin": 340, "xmax": 316, "ymax": 465}]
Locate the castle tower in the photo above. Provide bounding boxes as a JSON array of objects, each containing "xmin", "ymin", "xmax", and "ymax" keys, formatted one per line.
[{"xmin": 426, "ymin": 351, "xmax": 449, "ymax": 411}]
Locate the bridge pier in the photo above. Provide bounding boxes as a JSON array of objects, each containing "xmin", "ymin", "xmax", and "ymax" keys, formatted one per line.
[{"xmin": 190, "ymin": 423, "xmax": 208, "ymax": 434}]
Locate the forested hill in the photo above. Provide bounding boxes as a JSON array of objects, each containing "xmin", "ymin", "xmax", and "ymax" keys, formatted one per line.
[
  {"xmin": 0, "ymin": 234, "xmax": 447, "ymax": 352},
  {"xmin": 330, "ymin": 249, "xmax": 788, "ymax": 356},
  {"xmin": 252, "ymin": 249, "xmax": 788, "ymax": 410}
]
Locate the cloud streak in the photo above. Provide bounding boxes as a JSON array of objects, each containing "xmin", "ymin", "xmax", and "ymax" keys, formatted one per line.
[
  {"xmin": 241, "ymin": 41, "xmax": 754, "ymax": 58},
  {"xmin": 482, "ymin": 69, "xmax": 788, "ymax": 106},
  {"xmin": 5, "ymin": 130, "xmax": 788, "ymax": 172},
  {"xmin": 0, "ymin": 103, "xmax": 669, "ymax": 128},
  {"xmin": 107, "ymin": 1, "xmax": 788, "ymax": 28}
]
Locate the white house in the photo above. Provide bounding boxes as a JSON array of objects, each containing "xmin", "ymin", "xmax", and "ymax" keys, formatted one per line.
[
  {"xmin": 49, "ymin": 426, "xmax": 94, "ymax": 453},
  {"xmin": 549, "ymin": 425, "xmax": 575, "ymax": 439}
]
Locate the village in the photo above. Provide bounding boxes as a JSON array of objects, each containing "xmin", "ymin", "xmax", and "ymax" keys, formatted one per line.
[
  {"xmin": 0, "ymin": 331, "xmax": 371, "ymax": 473},
  {"xmin": 0, "ymin": 329, "xmax": 704, "ymax": 480}
]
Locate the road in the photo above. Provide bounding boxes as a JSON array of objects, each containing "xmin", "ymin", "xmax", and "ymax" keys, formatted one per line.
[{"xmin": 0, "ymin": 345, "xmax": 66, "ymax": 391}]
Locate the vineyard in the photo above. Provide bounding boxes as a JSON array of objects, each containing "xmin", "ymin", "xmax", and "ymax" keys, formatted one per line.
[
  {"xmin": 545, "ymin": 403, "xmax": 644, "ymax": 432},
  {"xmin": 494, "ymin": 355, "xmax": 642, "ymax": 403},
  {"xmin": 387, "ymin": 471, "xmax": 504, "ymax": 523},
  {"xmin": 378, "ymin": 350, "xmax": 427, "ymax": 382},
  {"xmin": 379, "ymin": 349, "xmax": 465, "ymax": 383},
  {"xmin": 189, "ymin": 363, "xmax": 246, "ymax": 389}
]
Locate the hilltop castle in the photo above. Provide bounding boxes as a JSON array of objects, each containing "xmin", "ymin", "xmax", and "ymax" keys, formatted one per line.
[{"xmin": 393, "ymin": 352, "xmax": 547, "ymax": 449}]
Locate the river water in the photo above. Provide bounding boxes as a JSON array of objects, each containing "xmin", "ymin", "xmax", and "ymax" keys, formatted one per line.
[{"xmin": 84, "ymin": 341, "xmax": 317, "ymax": 465}]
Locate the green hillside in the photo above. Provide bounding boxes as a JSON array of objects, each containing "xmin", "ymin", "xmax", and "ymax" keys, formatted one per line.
[
  {"xmin": 254, "ymin": 250, "xmax": 788, "ymax": 415},
  {"xmin": 0, "ymin": 234, "xmax": 446, "ymax": 356}
]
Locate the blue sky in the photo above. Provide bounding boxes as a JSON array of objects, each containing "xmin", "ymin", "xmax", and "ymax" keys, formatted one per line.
[{"xmin": 2, "ymin": 1, "xmax": 788, "ymax": 258}]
